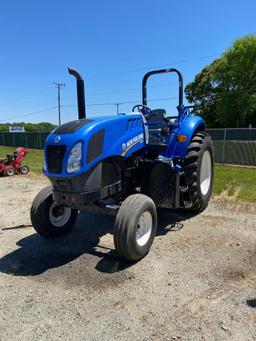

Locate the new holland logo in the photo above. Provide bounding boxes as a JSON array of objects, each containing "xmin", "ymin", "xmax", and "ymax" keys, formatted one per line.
[
  {"xmin": 54, "ymin": 136, "xmax": 61, "ymax": 143},
  {"xmin": 121, "ymin": 133, "xmax": 144, "ymax": 156}
]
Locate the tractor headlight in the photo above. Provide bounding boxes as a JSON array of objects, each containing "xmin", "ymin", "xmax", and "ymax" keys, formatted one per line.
[{"xmin": 67, "ymin": 142, "xmax": 82, "ymax": 173}]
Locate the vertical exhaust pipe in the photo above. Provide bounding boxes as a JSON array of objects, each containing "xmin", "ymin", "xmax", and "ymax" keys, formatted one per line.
[{"xmin": 68, "ymin": 67, "xmax": 86, "ymax": 119}]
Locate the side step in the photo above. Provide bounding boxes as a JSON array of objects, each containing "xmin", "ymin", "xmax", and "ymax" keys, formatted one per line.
[
  {"xmin": 179, "ymin": 172, "xmax": 193, "ymax": 209},
  {"xmin": 183, "ymin": 200, "xmax": 193, "ymax": 209}
]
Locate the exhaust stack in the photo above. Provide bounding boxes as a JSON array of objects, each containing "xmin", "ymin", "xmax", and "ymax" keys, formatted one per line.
[{"xmin": 68, "ymin": 67, "xmax": 86, "ymax": 119}]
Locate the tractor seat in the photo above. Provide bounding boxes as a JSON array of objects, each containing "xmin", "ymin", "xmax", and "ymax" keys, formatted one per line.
[
  {"xmin": 146, "ymin": 109, "xmax": 166, "ymax": 124},
  {"xmin": 146, "ymin": 109, "xmax": 172, "ymax": 147}
]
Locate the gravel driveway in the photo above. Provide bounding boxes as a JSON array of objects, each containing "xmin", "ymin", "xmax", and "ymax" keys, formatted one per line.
[{"xmin": 0, "ymin": 174, "xmax": 256, "ymax": 341}]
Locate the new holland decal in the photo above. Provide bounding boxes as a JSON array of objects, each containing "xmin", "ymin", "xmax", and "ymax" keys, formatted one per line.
[{"xmin": 121, "ymin": 133, "xmax": 144, "ymax": 156}]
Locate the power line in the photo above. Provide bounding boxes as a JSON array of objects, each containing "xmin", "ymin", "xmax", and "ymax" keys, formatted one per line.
[
  {"xmin": 87, "ymin": 81, "xmax": 177, "ymax": 97},
  {"xmin": 0, "ymin": 52, "xmax": 221, "ymax": 111},
  {"xmin": 86, "ymin": 53, "xmax": 221, "ymax": 80},
  {"xmin": 61, "ymin": 96, "xmax": 179, "ymax": 108},
  {"xmin": 1, "ymin": 86, "xmax": 255, "ymax": 123},
  {"xmin": 66, "ymin": 53, "xmax": 221, "ymax": 99},
  {"xmin": 61, "ymin": 87, "xmax": 256, "ymax": 111},
  {"xmin": 189, "ymin": 87, "xmax": 256, "ymax": 102},
  {"xmin": 0, "ymin": 106, "xmax": 57, "ymax": 123},
  {"xmin": 53, "ymin": 82, "xmax": 65, "ymax": 125},
  {"xmin": 62, "ymin": 88, "xmax": 256, "ymax": 108},
  {"xmin": 120, "ymin": 96, "xmax": 179, "ymax": 105}
]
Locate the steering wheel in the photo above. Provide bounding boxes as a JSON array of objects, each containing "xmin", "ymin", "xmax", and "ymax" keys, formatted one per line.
[{"xmin": 132, "ymin": 104, "xmax": 152, "ymax": 115}]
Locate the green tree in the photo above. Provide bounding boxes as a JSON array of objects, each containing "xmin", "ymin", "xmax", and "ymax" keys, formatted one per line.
[
  {"xmin": 185, "ymin": 35, "xmax": 256, "ymax": 128},
  {"xmin": 0, "ymin": 122, "xmax": 57, "ymax": 132}
]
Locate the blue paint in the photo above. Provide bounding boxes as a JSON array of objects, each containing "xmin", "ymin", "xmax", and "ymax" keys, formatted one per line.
[
  {"xmin": 44, "ymin": 114, "xmax": 146, "ymax": 177},
  {"xmin": 166, "ymin": 111, "xmax": 205, "ymax": 159},
  {"xmin": 44, "ymin": 107, "xmax": 205, "ymax": 177}
]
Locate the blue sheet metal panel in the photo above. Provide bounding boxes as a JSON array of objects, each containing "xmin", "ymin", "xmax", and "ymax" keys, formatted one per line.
[
  {"xmin": 44, "ymin": 114, "xmax": 146, "ymax": 177},
  {"xmin": 166, "ymin": 114, "xmax": 205, "ymax": 159}
]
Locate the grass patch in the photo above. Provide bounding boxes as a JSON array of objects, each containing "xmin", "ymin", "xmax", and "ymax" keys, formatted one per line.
[
  {"xmin": 1, "ymin": 146, "xmax": 255, "ymax": 203},
  {"xmin": 214, "ymin": 165, "xmax": 256, "ymax": 203},
  {"xmin": 0, "ymin": 146, "xmax": 43, "ymax": 174}
]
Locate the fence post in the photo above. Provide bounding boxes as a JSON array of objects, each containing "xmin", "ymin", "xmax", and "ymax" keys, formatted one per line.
[
  {"xmin": 2, "ymin": 132, "xmax": 4, "ymax": 146},
  {"xmin": 13, "ymin": 133, "xmax": 15, "ymax": 146},
  {"xmin": 39, "ymin": 132, "xmax": 42, "ymax": 149},
  {"xmin": 25, "ymin": 133, "xmax": 28, "ymax": 148},
  {"xmin": 222, "ymin": 128, "xmax": 227, "ymax": 165}
]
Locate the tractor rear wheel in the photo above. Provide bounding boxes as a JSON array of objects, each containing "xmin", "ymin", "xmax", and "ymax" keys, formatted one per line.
[
  {"xmin": 114, "ymin": 194, "xmax": 157, "ymax": 261},
  {"xmin": 31, "ymin": 186, "xmax": 78, "ymax": 238},
  {"xmin": 19, "ymin": 165, "xmax": 29, "ymax": 174},
  {"xmin": 5, "ymin": 167, "xmax": 15, "ymax": 176},
  {"xmin": 184, "ymin": 131, "xmax": 214, "ymax": 212}
]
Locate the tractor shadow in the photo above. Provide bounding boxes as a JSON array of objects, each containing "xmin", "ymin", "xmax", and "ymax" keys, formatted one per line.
[
  {"xmin": 246, "ymin": 299, "xmax": 256, "ymax": 308},
  {"xmin": 0, "ymin": 209, "xmax": 195, "ymax": 277}
]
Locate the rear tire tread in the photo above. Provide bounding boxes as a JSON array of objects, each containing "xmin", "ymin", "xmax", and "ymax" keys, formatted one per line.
[{"xmin": 183, "ymin": 132, "xmax": 214, "ymax": 212}]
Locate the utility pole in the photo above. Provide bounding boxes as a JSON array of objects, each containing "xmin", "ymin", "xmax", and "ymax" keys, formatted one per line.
[
  {"xmin": 115, "ymin": 103, "xmax": 121, "ymax": 115},
  {"xmin": 53, "ymin": 82, "xmax": 65, "ymax": 125}
]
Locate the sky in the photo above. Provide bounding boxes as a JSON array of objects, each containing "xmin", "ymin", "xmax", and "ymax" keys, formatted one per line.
[{"xmin": 0, "ymin": 0, "xmax": 255, "ymax": 124}]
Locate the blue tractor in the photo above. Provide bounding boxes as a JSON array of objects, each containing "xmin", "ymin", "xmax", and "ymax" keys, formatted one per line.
[{"xmin": 31, "ymin": 67, "xmax": 214, "ymax": 261}]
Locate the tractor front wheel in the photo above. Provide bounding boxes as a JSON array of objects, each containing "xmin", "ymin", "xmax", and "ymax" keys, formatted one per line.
[
  {"xmin": 184, "ymin": 131, "xmax": 214, "ymax": 212},
  {"xmin": 31, "ymin": 186, "xmax": 78, "ymax": 238},
  {"xmin": 114, "ymin": 194, "xmax": 157, "ymax": 261}
]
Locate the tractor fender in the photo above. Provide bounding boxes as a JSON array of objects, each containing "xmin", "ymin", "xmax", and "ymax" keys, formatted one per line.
[{"xmin": 167, "ymin": 115, "xmax": 205, "ymax": 159}]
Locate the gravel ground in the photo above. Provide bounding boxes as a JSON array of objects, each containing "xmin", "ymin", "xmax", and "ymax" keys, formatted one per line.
[{"xmin": 0, "ymin": 174, "xmax": 256, "ymax": 341}]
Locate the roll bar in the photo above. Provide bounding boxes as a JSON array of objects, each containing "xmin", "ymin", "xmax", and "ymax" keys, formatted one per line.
[
  {"xmin": 142, "ymin": 68, "xmax": 183, "ymax": 108},
  {"xmin": 68, "ymin": 67, "xmax": 86, "ymax": 119}
]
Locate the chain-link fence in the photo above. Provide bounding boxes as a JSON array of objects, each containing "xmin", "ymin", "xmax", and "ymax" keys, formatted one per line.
[
  {"xmin": 207, "ymin": 128, "xmax": 256, "ymax": 166},
  {"xmin": 0, "ymin": 132, "xmax": 49, "ymax": 149},
  {"xmin": 0, "ymin": 129, "xmax": 256, "ymax": 166}
]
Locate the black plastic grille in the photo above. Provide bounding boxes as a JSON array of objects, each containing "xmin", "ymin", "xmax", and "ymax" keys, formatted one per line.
[
  {"xmin": 87, "ymin": 130, "xmax": 105, "ymax": 164},
  {"xmin": 53, "ymin": 119, "xmax": 93, "ymax": 134},
  {"xmin": 46, "ymin": 145, "xmax": 66, "ymax": 173}
]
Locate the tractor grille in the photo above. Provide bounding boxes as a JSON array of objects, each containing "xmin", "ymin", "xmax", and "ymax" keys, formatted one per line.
[{"xmin": 46, "ymin": 145, "xmax": 66, "ymax": 173}]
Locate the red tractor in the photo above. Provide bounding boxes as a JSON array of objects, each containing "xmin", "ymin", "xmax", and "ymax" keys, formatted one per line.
[{"xmin": 0, "ymin": 147, "xmax": 29, "ymax": 176}]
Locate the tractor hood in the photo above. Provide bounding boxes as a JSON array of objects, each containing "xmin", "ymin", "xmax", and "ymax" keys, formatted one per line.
[{"xmin": 44, "ymin": 114, "xmax": 146, "ymax": 177}]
